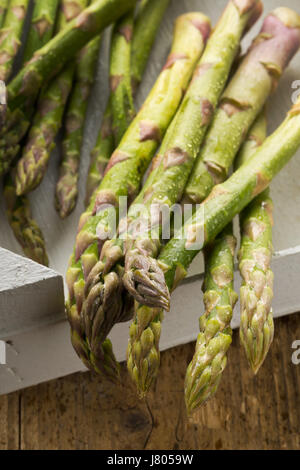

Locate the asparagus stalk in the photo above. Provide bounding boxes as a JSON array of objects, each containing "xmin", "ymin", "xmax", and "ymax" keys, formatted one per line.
[
  {"xmin": 10, "ymin": 61, "xmax": 75, "ymax": 193},
  {"xmin": 3, "ymin": 169, "xmax": 49, "ymax": 266},
  {"xmin": 85, "ymin": 0, "xmax": 170, "ymax": 205},
  {"xmin": 23, "ymin": 0, "xmax": 59, "ymax": 64},
  {"xmin": 0, "ymin": 0, "xmax": 137, "ymax": 173},
  {"xmin": 236, "ymin": 113, "xmax": 274, "ymax": 374},
  {"xmin": 67, "ymin": 12, "xmax": 211, "ymax": 371},
  {"xmin": 131, "ymin": 0, "xmax": 170, "ymax": 92},
  {"xmin": 110, "ymin": 10, "xmax": 135, "ymax": 145},
  {"xmin": 0, "ymin": 0, "xmax": 29, "ymax": 82},
  {"xmin": 55, "ymin": 34, "xmax": 102, "ymax": 219},
  {"xmin": 14, "ymin": 0, "xmax": 89, "ymax": 197},
  {"xmin": 0, "ymin": 0, "xmax": 8, "ymax": 28},
  {"xmin": 127, "ymin": 96, "xmax": 300, "ymax": 396},
  {"xmin": 85, "ymin": 99, "xmax": 114, "ymax": 205},
  {"xmin": 126, "ymin": 6, "xmax": 300, "ymax": 305},
  {"xmin": 2, "ymin": 0, "xmax": 60, "ymax": 266},
  {"xmin": 84, "ymin": 8, "xmax": 135, "ymax": 210},
  {"xmin": 185, "ymin": 224, "xmax": 238, "ymax": 413},
  {"xmin": 123, "ymin": 0, "xmax": 263, "ymax": 310}
]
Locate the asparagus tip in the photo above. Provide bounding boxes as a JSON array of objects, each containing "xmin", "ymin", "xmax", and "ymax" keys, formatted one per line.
[{"xmin": 123, "ymin": 254, "xmax": 171, "ymax": 311}]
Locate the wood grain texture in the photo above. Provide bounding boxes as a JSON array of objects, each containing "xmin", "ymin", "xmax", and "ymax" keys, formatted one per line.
[
  {"xmin": 0, "ymin": 391, "xmax": 19, "ymax": 449},
  {"xmin": 0, "ymin": 314, "xmax": 299, "ymax": 450}
]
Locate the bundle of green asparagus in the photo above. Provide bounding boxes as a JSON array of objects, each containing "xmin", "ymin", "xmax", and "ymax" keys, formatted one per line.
[
  {"xmin": 70, "ymin": 3, "xmax": 299, "ymax": 395},
  {"xmin": 125, "ymin": 6, "xmax": 300, "ymax": 401},
  {"xmin": 67, "ymin": 10, "xmax": 211, "ymax": 375},
  {"xmin": 78, "ymin": 0, "xmax": 261, "ymax": 378},
  {"xmin": 1, "ymin": 0, "xmax": 300, "ymax": 417},
  {"xmin": 14, "ymin": 0, "xmax": 90, "ymax": 197},
  {"xmin": 3, "ymin": 0, "xmax": 60, "ymax": 265},
  {"xmin": 0, "ymin": 0, "xmax": 137, "ymax": 176}
]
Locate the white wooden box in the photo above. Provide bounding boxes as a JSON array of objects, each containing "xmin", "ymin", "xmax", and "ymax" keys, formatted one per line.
[{"xmin": 0, "ymin": 0, "xmax": 300, "ymax": 395}]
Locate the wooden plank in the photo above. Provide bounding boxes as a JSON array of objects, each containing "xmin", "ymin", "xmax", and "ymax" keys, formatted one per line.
[
  {"xmin": 0, "ymin": 391, "xmax": 19, "ymax": 450},
  {"xmin": 0, "ymin": 248, "xmax": 64, "ymax": 337},
  {"xmin": 13, "ymin": 314, "xmax": 299, "ymax": 450}
]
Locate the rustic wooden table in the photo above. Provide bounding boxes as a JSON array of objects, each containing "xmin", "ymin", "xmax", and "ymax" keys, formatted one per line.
[{"xmin": 0, "ymin": 313, "xmax": 299, "ymax": 450}]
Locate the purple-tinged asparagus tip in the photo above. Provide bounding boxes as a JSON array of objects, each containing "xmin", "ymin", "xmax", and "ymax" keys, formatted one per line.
[{"xmin": 123, "ymin": 254, "xmax": 171, "ymax": 311}]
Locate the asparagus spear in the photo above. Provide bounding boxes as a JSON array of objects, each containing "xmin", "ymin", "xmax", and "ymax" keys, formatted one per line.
[
  {"xmin": 55, "ymin": 33, "xmax": 102, "ymax": 218},
  {"xmin": 0, "ymin": 0, "xmax": 29, "ymax": 83},
  {"xmin": 3, "ymin": 169, "xmax": 49, "ymax": 266},
  {"xmin": 126, "ymin": 6, "xmax": 300, "ymax": 304},
  {"xmin": 0, "ymin": 0, "xmax": 8, "ymax": 28},
  {"xmin": 185, "ymin": 224, "xmax": 238, "ymax": 413},
  {"xmin": 84, "ymin": 8, "xmax": 136, "ymax": 210},
  {"xmin": 67, "ymin": 12, "xmax": 211, "ymax": 371},
  {"xmin": 131, "ymin": 0, "xmax": 170, "ymax": 93},
  {"xmin": 0, "ymin": 0, "xmax": 137, "ymax": 173},
  {"xmin": 85, "ymin": 99, "xmax": 114, "ymax": 205},
  {"xmin": 23, "ymin": 0, "xmax": 59, "ymax": 64},
  {"xmin": 14, "ymin": 0, "xmax": 89, "ymax": 197},
  {"xmin": 2, "ymin": 0, "xmax": 60, "ymax": 266},
  {"xmin": 184, "ymin": 116, "xmax": 267, "ymax": 413},
  {"xmin": 127, "ymin": 97, "xmax": 300, "ymax": 394},
  {"xmin": 110, "ymin": 10, "xmax": 135, "ymax": 146},
  {"xmin": 123, "ymin": 0, "xmax": 263, "ymax": 309},
  {"xmin": 236, "ymin": 113, "xmax": 274, "ymax": 374},
  {"xmin": 85, "ymin": 0, "xmax": 170, "ymax": 205}
]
